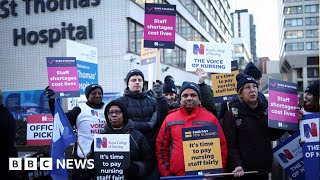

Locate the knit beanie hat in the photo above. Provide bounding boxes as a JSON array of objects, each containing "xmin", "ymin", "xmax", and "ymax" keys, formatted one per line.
[
  {"xmin": 179, "ymin": 81, "xmax": 201, "ymax": 99},
  {"xmin": 236, "ymin": 73, "xmax": 258, "ymax": 92},
  {"xmin": 85, "ymin": 84, "xmax": 103, "ymax": 99},
  {"xmin": 125, "ymin": 69, "xmax": 144, "ymax": 86},
  {"xmin": 305, "ymin": 80, "xmax": 319, "ymax": 97},
  {"xmin": 105, "ymin": 100, "xmax": 128, "ymax": 127},
  {"xmin": 163, "ymin": 75, "xmax": 177, "ymax": 94},
  {"xmin": 243, "ymin": 62, "xmax": 262, "ymax": 80}
]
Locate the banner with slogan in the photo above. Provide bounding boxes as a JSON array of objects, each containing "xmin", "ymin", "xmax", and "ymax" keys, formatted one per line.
[
  {"xmin": 3, "ymin": 90, "xmax": 52, "ymax": 120},
  {"xmin": 299, "ymin": 113, "xmax": 320, "ymax": 180},
  {"xmin": 211, "ymin": 60, "xmax": 239, "ymax": 103},
  {"xmin": 27, "ymin": 114, "xmax": 53, "ymax": 145},
  {"xmin": 94, "ymin": 134, "xmax": 130, "ymax": 180},
  {"xmin": 268, "ymin": 78, "xmax": 298, "ymax": 131},
  {"xmin": 141, "ymin": 39, "xmax": 158, "ymax": 65},
  {"xmin": 186, "ymin": 42, "xmax": 232, "ymax": 73},
  {"xmin": 63, "ymin": 39, "xmax": 98, "ymax": 95},
  {"xmin": 272, "ymin": 132, "xmax": 305, "ymax": 180},
  {"xmin": 182, "ymin": 126, "xmax": 223, "ymax": 176},
  {"xmin": 144, "ymin": 3, "xmax": 176, "ymax": 49},
  {"xmin": 47, "ymin": 57, "xmax": 80, "ymax": 98}
]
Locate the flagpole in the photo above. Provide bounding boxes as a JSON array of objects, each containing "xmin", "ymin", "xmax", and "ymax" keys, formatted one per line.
[{"xmin": 77, "ymin": 141, "xmax": 88, "ymax": 159}]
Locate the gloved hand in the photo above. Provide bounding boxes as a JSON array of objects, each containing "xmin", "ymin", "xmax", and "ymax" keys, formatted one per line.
[
  {"xmin": 45, "ymin": 86, "xmax": 55, "ymax": 99},
  {"xmin": 153, "ymin": 81, "xmax": 163, "ymax": 98}
]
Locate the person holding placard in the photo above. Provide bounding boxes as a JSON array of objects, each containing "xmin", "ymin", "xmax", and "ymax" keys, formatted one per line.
[
  {"xmin": 222, "ymin": 73, "xmax": 285, "ymax": 180},
  {"xmin": 156, "ymin": 81, "xmax": 227, "ymax": 177},
  {"xmin": 87, "ymin": 100, "xmax": 153, "ymax": 179},
  {"xmin": 45, "ymin": 84, "xmax": 106, "ymax": 180}
]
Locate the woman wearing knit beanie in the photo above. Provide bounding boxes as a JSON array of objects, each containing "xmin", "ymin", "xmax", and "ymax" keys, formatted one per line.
[{"xmin": 303, "ymin": 80, "xmax": 319, "ymax": 113}]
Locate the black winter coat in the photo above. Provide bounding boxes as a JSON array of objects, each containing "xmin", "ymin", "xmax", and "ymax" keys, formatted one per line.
[
  {"xmin": 222, "ymin": 99, "xmax": 285, "ymax": 173},
  {"xmin": 116, "ymin": 89, "xmax": 158, "ymax": 151},
  {"xmin": 101, "ymin": 120, "xmax": 153, "ymax": 179},
  {"xmin": 0, "ymin": 104, "xmax": 18, "ymax": 179}
]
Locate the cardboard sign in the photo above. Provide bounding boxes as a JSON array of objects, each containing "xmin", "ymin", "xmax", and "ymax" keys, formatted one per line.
[
  {"xmin": 94, "ymin": 134, "xmax": 130, "ymax": 180},
  {"xmin": 186, "ymin": 42, "xmax": 232, "ymax": 73},
  {"xmin": 143, "ymin": 3, "xmax": 176, "ymax": 49},
  {"xmin": 47, "ymin": 57, "xmax": 80, "ymax": 98},
  {"xmin": 268, "ymin": 78, "xmax": 298, "ymax": 131},
  {"xmin": 27, "ymin": 114, "xmax": 53, "ymax": 145},
  {"xmin": 182, "ymin": 126, "xmax": 223, "ymax": 175}
]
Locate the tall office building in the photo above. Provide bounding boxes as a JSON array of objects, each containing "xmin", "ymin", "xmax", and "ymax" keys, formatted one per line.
[
  {"xmin": 0, "ymin": 0, "xmax": 232, "ymax": 94},
  {"xmin": 231, "ymin": 9, "xmax": 257, "ymax": 70},
  {"xmin": 279, "ymin": 0, "xmax": 319, "ymax": 97}
]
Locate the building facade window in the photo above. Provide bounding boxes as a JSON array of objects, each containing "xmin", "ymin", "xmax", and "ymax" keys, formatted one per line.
[
  {"xmin": 305, "ymin": 29, "xmax": 319, "ymax": 38},
  {"xmin": 160, "ymin": 46, "xmax": 186, "ymax": 68},
  {"xmin": 284, "ymin": 6, "xmax": 303, "ymax": 15},
  {"xmin": 128, "ymin": 19, "xmax": 143, "ymax": 54},
  {"xmin": 283, "ymin": 0, "xmax": 302, "ymax": 2},
  {"xmin": 285, "ymin": 42, "xmax": 304, "ymax": 51},
  {"xmin": 284, "ymin": 18, "xmax": 303, "ymax": 27},
  {"xmin": 132, "ymin": 0, "xmax": 166, "ymax": 7},
  {"xmin": 307, "ymin": 67, "xmax": 319, "ymax": 78},
  {"xmin": 306, "ymin": 41, "xmax": 319, "ymax": 50},
  {"xmin": 305, "ymin": 17, "xmax": 319, "ymax": 25},
  {"xmin": 285, "ymin": 30, "xmax": 304, "ymax": 39},
  {"xmin": 235, "ymin": 44, "xmax": 244, "ymax": 53},
  {"xmin": 176, "ymin": 13, "xmax": 207, "ymax": 42},
  {"xmin": 305, "ymin": 5, "xmax": 319, "ymax": 13}
]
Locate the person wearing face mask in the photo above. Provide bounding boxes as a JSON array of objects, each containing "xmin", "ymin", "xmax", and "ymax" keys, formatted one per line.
[
  {"xmin": 115, "ymin": 69, "xmax": 159, "ymax": 179},
  {"xmin": 87, "ymin": 100, "xmax": 153, "ymax": 179},
  {"xmin": 156, "ymin": 81, "xmax": 227, "ymax": 177},
  {"xmin": 222, "ymin": 73, "xmax": 285, "ymax": 180},
  {"xmin": 45, "ymin": 84, "xmax": 106, "ymax": 180}
]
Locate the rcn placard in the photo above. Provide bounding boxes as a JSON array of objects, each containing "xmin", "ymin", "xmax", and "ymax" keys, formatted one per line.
[
  {"xmin": 272, "ymin": 132, "xmax": 305, "ymax": 180},
  {"xmin": 27, "ymin": 114, "xmax": 53, "ymax": 145},
  {"xmin": 182, "ymin": 126, "xmax": 223, "ymax": 176},
  {"xmin": 299, "ymin": 113, "xmax": 320, "ymax": 180},
  {"xmin": 94, "ymin": 134, "xmax": 130, "ymax": 180},
  {"xmin": 46, "ymin": 57, "xmax": 80, "ymax": 98},
  {"xmin": 186, "ymin": 42, "xmax": 232, "ymax": 73},
  {"xmin": 143, "ymin": 3, "xmax": 176, "ymax": 49},
  {"xmin": 268, "ymin": 78, "xmax": 298, "ymax": 131}
]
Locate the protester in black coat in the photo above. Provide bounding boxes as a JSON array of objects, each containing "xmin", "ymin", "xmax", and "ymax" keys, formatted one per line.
[
  {"xmin": 0, "ymin": 90, "xmax": 18, "ymax": 180},
  {"xmin": 115, "ymin": 69, "xmax": 158, "ymax": 180},
  {"xmin": 101, "ymin": 100, "xmax": 153, "ymax": 179},
  {"xmin": 223, "ymin": 74, "xmax": 285, "ymax": 180}
]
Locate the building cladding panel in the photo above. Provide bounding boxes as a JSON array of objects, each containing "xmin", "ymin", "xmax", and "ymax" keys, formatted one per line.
[{"xmin": 1, "ymin": 0, "xmax": 232, "ymax": 93}]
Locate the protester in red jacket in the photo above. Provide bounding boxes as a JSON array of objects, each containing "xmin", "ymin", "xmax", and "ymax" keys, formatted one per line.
[{"xmin": 156, "ymin": 82, "xmax": 227, "ymax": 177}]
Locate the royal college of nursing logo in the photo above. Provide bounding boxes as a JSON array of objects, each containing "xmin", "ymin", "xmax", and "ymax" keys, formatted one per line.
[
  {"xmin": 193, "ymin": 44, "xmax": 204, "ymax": 55},
  {"xmin": 96, "ymin": 137, "xmax": 108, "ymax": 149},
  {"xmin": 278, "ymin": 148, "xmax": 294, "ymax": 163}
]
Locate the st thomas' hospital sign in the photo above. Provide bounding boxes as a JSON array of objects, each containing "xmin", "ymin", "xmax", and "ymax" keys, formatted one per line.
[{"xmin": 0, "ymin": 0, "xmax": 100, "ymax": 47}]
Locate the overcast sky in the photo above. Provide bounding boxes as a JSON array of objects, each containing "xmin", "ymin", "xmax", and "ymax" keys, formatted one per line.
[{"xmin": 230, "ymin": 0, "xmax": 280, "ymax": 60}]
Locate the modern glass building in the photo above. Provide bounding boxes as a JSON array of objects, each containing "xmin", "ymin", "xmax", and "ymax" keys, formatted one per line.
[
  {"xmin": 0, "ymin": 0, "xmax": 232, "ymax": 94},
  {"xmin": 278, "ymin": 0, "xmax": 319, "ymax": 98}
]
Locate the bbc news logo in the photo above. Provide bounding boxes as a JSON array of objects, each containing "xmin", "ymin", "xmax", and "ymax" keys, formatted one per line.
[
  {"xmin": 278, "ymin": 149, "xmax": 294, "ymax": 163},
  {"xmin": 9, "ymin": 158, "xmax": 94, "ymax": 170}
]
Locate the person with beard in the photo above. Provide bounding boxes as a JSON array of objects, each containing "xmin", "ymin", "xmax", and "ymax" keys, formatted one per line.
[
  {"xmin": 115, "ymin": 69, "xmax": 159, "ymax": 179},
  {"xmin": 88, "ymin": 100, "xmax": 153, "ymax": 179},
  {"xmin": 156, "ymin": 81, "xmax": 227, "ymax": 176},
  {"xmin": 45, "ymin": 84, "xmax": 106, "ymax": 180}
]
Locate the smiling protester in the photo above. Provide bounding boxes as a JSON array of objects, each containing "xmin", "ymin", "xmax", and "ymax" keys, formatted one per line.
[
  {"xmin": 45, "ymin": 84, "xmax": 106, "ymax": 180},
  {"xmin": 222, "ymin": 73, "xmax": 285, "ymax": 180}
]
